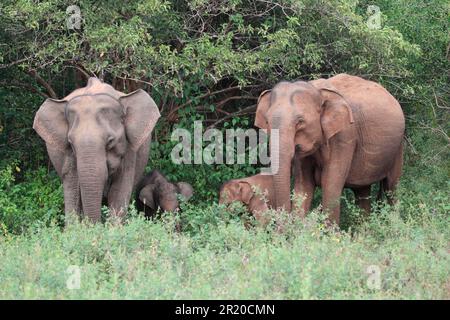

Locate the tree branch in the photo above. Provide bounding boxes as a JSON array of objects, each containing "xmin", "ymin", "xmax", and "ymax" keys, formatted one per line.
[
  {"xmin": 166, "ymin": 85, "xmax": 260, "ymax": 119},
  {"xmin": 207, "ymin": 104, "xmax": 257, "ymax": 129},
  {"xmin": 27, "ymin": 70, "xmax": 58, "ymax": 99},
  {"xmin": 216, "ymin": 95, "xmax": 257, "ymax": 107},
  {"xmin": 0, "ymin": 80, "xmax": 49, "ymax": 99},
  {"xmin": 0, "ymin": 57, "xmax": 32, "ymax": 69}
]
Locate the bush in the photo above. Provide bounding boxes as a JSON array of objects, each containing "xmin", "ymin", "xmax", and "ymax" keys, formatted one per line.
[
  {"xmin": 0, "ymin": 163, "xmax": 63, "ymax": 234},
  {"xmin": 0, "ymin": 196, "xmax": 448, "ymax": 299}
]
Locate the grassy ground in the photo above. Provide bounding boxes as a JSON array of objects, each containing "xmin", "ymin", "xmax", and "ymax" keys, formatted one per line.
[{"xmin": 0, "ymin": 195, "xmax": 448, "ymax": 299}]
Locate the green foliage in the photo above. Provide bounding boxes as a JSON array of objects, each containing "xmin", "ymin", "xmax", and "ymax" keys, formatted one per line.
[
  {"xmin": 148, "ymin": 125, "xmax": 260, "ymax": 202},
  {"xmin": 0, "ymin": 163, "xmax": 63, "ymax": 234},
  {"xmin": 0, "ymin": 196, "xmax": 448, "ymax": 299},
  {"xmin": 1, "ymin": 0, "xmax": 423, "ymax": 89},
  {"xmin": 0, "ymin": 87, "xmax": 47, "ymax": 167}
]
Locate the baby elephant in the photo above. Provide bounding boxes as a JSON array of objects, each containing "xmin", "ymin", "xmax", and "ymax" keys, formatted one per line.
[
  {"xmin": 219, "ymin": 174, "xmax": 275, "ymax": 225},
  {"xmin": 135, "ymin": 170, "xmax": 193, "ymax": 218}
]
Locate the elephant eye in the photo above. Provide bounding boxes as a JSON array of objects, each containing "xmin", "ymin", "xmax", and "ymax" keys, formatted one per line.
[
  {"xmin": 296, "ymin": 117, "xmax": 305, "ymax": 128},
  {"xmin": 106, "ymin": 136, "xmax": 115, "ymax": 150}
]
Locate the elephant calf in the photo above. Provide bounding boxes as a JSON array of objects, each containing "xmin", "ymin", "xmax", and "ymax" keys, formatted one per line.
[
  {"xmin": 219, "ymin": 174, "xmax": 275, "ymax": 226},
  {"xmin": 135, "ymin": 170, "xmax": 193, "ymax": 218}
]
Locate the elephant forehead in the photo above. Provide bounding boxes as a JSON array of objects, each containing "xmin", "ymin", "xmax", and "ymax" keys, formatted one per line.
[
  {"xmin": 64, "ymin": 79, "xmax": 120, "ymax": 99},
  {"xmin": 272, "ymin": 81, "xmax": 295, "ymax": 91},
  {"xmin": 161, "ymin": 192, "xmax": 178, "ymax": 201},
  {"xmin": 159, "ymin": 183, "xmax": 178, "ymax": 193},
  {"xmin": 272, "ymin": 81, "xmax": 318, "ymax": 98},
  {"xmin": 272, "ymin": 81, "xmax": 308, "ymax": 94},
  {"xmin": 67, "ymin": 95, "xmax": 122, "ymax": 113}
]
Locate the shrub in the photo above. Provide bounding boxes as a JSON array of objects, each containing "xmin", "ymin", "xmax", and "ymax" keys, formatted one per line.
[
  {"xmin": 0, "ymin": 195, "xmax": 448, "ymax": 299},
  {"xmin": 0, "ymin": 163, "xmax": 63, "ymax": 234}
]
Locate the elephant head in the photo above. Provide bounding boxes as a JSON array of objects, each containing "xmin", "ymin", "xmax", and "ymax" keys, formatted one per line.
[
  {"xmin": 33, "ymin": 77, "xmax": 160, "ymax": 222},
  {"xmin": 137, "ymin": 170, "xmax": 194, "ymax": 215},
  {"xmin": 219, "ymin": 180, "xmax": 254, "ymax": 207},
  {"xmin": 219, "ymin": 178, "xmax": 271, "ymax": 213},
  {"xmin": 254, "ymin": 79, "xmax": 354, "ymax": 212},
  {"xmin": 219, "ymin": 176, "xmax": 273, "ymax": 226}
]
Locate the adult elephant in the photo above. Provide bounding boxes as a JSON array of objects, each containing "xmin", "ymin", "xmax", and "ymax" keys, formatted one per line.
[
  {"xmin": 255, "ymin": 74, "xmax": 405, "ymax": 225},
  {"xmin": 33, "ymin": 77, "xmax": 160, "ymax": 223}
]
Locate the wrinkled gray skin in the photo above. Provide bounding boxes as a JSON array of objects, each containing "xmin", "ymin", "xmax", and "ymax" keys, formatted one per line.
[
  {"xmin": 135, "ymin": 170, "xmax": 194, "ymax": 218},
  {"xmin": 33, "ymin": 77, "xmax": 160, "ymax": 223}
]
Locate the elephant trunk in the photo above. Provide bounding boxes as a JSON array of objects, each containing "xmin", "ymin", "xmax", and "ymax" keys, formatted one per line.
[
  {"xmin": 271, "ymin": 127, "xmax": 295, "ymax": 212},
  {"xmin": 76, "ymin": 141, "xmax": 107, "ymax": 223}
]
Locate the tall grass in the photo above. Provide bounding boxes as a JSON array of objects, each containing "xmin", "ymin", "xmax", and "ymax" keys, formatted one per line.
[{"xmin": 0, "ymin": 196, "xmax": 448, "ymax": 299}]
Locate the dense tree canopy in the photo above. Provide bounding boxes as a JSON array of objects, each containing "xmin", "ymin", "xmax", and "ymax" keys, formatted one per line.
[{"xmin": 1, "ymin": 1, "xmax": 446, "ymax": 111}]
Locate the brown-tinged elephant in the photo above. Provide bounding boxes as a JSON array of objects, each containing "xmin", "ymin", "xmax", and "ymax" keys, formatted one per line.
[
  {"xmin": 33, "ymin": 77, "xmax": 160, "ymax": 223},
  {"xmin": 135, "ymin": 170, "xmax": 193, "ymax": 218},
  {"xmin": 219, "ymin": 174, "xmax": 275, "ymax": 226},
  {"xmin": 255, "ymin": 73, "xmax": 405, "ymax": 225}
]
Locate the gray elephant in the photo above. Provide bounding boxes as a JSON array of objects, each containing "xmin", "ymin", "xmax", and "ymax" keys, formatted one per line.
[
  {"xmin": 135, "ymin": 170, "xmax": 193, "ymax": 218},
  {"xmin": 33, "ymin": 77, "xmax": 160, "ymax": 223}
]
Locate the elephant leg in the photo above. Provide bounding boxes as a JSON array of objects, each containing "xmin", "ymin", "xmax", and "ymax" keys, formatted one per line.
[
  {"xmin": 108, "ymin": 176, "xmax": 133, "ymax": 219},
  {"xmin": 133, "ymin": 137, "xmax": 151, "ymax": 188},
  {"xmin": 49, "ymin": 148, "xmax": 81, "ymax": 224},
  {"xmin": 108, "ymin": 151, "xmax": 137, "ymax": 220},
  {"xmin": 384, "ymin": 143, "xmax": 403, "ymax": 205},
  {"xmin": 321, "ymin": 177, "xmax": 345, "ymax": 226},
  {"xmin": 352, "ymin": 186, "xmax": 371, "ymax": 216},
  {"xmin": 321, "ymin": 158, "xmax": 353, "ymax": 226},
  {"xmin": 63, "ymin": 172, "xmax": 81, "ymax": 223},
  {"xmin": 293, "ymin": 155, "xmax": 315, "ymax": 217},
  {"xmin": 320, "ymin": 138, "xmax": 356, "ymax": 226}
]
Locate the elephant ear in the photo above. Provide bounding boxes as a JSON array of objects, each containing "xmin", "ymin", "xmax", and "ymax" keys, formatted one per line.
[
  {"xmin": 139, "ymin": 184, "xmax": 157, "ymax": 210},
  {"xmin": 176, "ymin": 182, "xmax": 194, "ymax": 201},
  {"xmin": 310, "ymin": 79, "xmax": 354, "ymax": 143},
  {"xmin": 120, "ymin": 89, "xmax": 161, "ymax": 152},
  {"xmin": 238, "ymin": 181, "xmax": 253, "ymax": 204},
  {"xmin": 254, "ymin": 90, "xmax": 271, "ymax": 129},
  {"xmin": 33, "ymin": 98, "xmax": 68, "ymax": 152}
]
